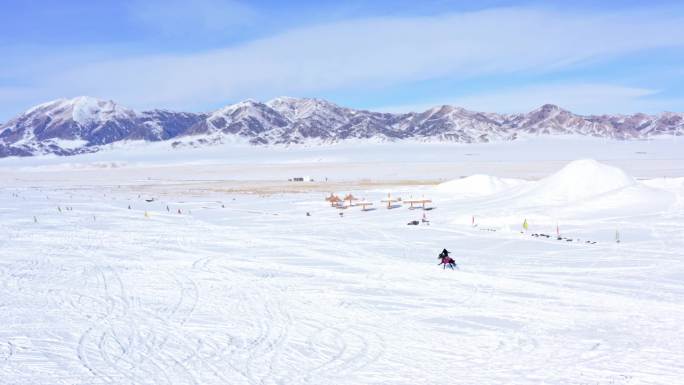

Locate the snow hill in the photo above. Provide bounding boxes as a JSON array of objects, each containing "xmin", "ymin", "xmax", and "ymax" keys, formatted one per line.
[
  {"xmin": 511, "ymin": 159, "xmax": 676, "ymax": 210},
  {"xmin": 449, "ymin": 160, "xmax": 678, "ymax": 228},
  {"xmin": 438, "ymin": 160, "xmax": 642, "ymax": 203},
  {"xmin": 512, "ymin": 159, "xmax": 678, "ymax": 218},
  {"xmin": 522, "ymin": 159, "xmax": 636, "ymax": 204},
  {"xmin": 1, "ymin": 96, "xmax": 683, "ymax": 158}
]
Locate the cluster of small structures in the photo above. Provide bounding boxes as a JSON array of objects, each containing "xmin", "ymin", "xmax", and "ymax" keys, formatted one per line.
[
  {"xmin": 288, "ymin": 176, "xmax": 314, "ymax": 182},
  {"xmin": 470, "ymin": 216, "xmax": 616, "ymax": 244},
  {"xmin": 324, "ymin": 192, "xmax": 434, "ymax": 224},
  {"xmin": 531, "ymin": 233, "xmax": 598, "ymax": 244},
  {"xmin": 521, "ymin": 218, "xmax": 614, "ymax": 244},
  {"xmin": 325, "ymin": 192, "xmax": 433, "ymax": 211},
  {"xmin": 325, "ymin": 193, "xmax": 374, "ymax": 211}
]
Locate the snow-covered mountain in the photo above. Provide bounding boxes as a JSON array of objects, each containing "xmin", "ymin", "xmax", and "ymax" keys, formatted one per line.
[
  {"xmin": 1, "ymin": 96, "xmax": 682, "ymax": 157},
  {"xmin": 0, "ymin": 97, "xmax": 205, "ymax": 157}
]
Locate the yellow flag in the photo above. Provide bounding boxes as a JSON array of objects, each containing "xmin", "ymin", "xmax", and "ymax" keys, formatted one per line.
[
  {"xmin": 522, "ymin": 218, "xmax": 528, "ymax": 231},
  {"xmin": 144, "ymin": 211, "xmax": 149, "ymax": 218}
]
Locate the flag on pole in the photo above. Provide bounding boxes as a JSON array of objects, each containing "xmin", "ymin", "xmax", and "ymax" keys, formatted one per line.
[
  {"xmin": 522, "ymin": 218, "xmax": 529, "ymax": 231},
  {"xmin": 556, "ymin": 223, "xmax": 560, "ymax": 238}
]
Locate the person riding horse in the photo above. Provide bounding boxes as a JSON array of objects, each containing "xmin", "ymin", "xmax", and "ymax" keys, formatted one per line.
[{"xmin": 438, "ymin": 249, "xmax": 457, "ymax": 270}]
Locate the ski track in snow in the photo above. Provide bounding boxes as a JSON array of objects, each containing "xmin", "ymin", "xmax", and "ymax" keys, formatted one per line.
[{"xmin": 0, "ymin": 179, "xmax": 684, "ymax": 385}]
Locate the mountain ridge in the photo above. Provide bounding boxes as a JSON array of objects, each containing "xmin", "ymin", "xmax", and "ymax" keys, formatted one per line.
[{"xmin": 1, "ymin": 96, "xmax": 682, "ymax": 157}]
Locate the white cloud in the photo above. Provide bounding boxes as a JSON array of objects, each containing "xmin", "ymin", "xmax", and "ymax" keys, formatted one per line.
[
  {"xmin": 376, "ymin": 84, "xmax": 682, "ymax": 115},
  {"xmin": 2, "ymin": 5, "xmax": 684, "ymax": 116},
  {"xmin": 128, "ymin": 0, "xmax": 255, "ymax": 34}
]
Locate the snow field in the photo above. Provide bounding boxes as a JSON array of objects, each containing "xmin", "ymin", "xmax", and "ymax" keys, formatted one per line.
[{"xmin": 0, "ymin": 159, "xmax": 683, "ymax": 384}]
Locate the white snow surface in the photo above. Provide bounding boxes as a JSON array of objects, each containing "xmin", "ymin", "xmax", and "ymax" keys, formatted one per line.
[
  {"xmin": 436, "ymin": 174, "xmax": 527, "ymax": 197},
  {"xmin": 4, "ymin": 136, "xmax": 684, "ymax": 178},
  {"xmin": 1, "ymin": 146, "xmax": 684, "ymax": 384},
  {"xmin": 642, "ymin": 176, "xmax": 684, "ymax": 193},
  {"xmin": 45, "ymin": 138, "xmax": 90, "ymax": 150}
]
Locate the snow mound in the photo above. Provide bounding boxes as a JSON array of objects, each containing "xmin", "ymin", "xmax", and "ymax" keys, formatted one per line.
[
  {"xmin": 436, "ymin": 174, "xmax": 526, "ymax": 197},
  {"xmin": 523, "ymin": 159, "xmax": 636, "ymax": 204}
]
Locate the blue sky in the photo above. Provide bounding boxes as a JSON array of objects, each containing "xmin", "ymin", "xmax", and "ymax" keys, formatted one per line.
[{"xmin": 1, "ymin": 0, "xmax": 683, "ymax": 120}]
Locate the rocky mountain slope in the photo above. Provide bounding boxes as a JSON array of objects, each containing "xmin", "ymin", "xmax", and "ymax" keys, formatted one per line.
[{"xmin": 1, "ymin": 96, "xmax": 682, "ymax": 157}]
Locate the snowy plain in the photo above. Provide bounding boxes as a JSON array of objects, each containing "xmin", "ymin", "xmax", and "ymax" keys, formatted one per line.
[{"xmin": 1, "ymin": 138, "xmax": 684, "ymax": 384}]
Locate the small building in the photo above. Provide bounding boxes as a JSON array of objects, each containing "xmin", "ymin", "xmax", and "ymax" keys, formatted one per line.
[{"xmin": 292, "ymin": 176, "xmax": 314, "ymax": 182}]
